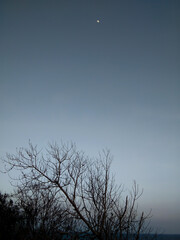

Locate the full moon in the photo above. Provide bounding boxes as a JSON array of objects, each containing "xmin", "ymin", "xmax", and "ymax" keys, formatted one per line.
[{"xmin": 97, "ymin": 20, "xmax": 100, "ymax": 23}]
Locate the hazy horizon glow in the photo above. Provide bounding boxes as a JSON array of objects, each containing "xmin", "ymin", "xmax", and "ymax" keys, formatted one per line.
[{"xmin": 0, "ymin": 0, "xmax": 180, "ymax": 234}]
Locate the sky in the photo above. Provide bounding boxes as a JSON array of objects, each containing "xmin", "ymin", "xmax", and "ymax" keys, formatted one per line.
[{"xmin": 0, "ymin": 0, "xmax": 180, "ymax": 234}]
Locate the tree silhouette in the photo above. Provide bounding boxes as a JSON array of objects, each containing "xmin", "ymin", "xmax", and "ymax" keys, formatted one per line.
[
  {"xmin": 14, "ymin": 183, "xmax": 72, "ymax": 240},
  {"xmin": 3, "ymin": 141, "xmax": 157, "ymax": 240},
  {"xmin": 0, "ymin": 192, "xmax": 22, "ymax": 240}
]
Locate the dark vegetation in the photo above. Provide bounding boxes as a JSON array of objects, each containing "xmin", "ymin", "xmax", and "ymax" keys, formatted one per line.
[
  {"xmin": 1, "ymin": 142, "xmax": 157, "ymax": 240},
  {"xmin": 0, "ymin": 192, "xmax": 22, "ymax": 240}
]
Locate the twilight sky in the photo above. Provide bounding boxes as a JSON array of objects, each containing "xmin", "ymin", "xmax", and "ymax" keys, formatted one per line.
[{"xmin": 0, "ymin": 0, "xmax": 180, "ymax": 234}]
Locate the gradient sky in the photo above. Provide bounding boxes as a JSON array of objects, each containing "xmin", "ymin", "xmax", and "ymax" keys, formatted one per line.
[{"xmin": 0, "ymin": 0, "xmax": 180, "ymax": 234}]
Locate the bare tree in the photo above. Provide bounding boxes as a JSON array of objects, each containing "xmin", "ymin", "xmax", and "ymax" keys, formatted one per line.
[
  {"xmin": 2, "ymin": 142, "xmax": 157, "ymax": 240},
  {"xmin": 79, "ymin": 151, "xmax": 119, "ymax": 239},
  {"xmin": 112, "ymin": 182, "xmax": 157, "ymax": 240},
  {"xmin": 14, "ymin": 183, "xmax": 70, "ymax": 240}
]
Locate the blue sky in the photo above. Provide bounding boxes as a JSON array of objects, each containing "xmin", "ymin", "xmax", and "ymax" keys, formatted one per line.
[{"xmin": 0, "ymin": 0, "xmax": 180, "ymax": 234}]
